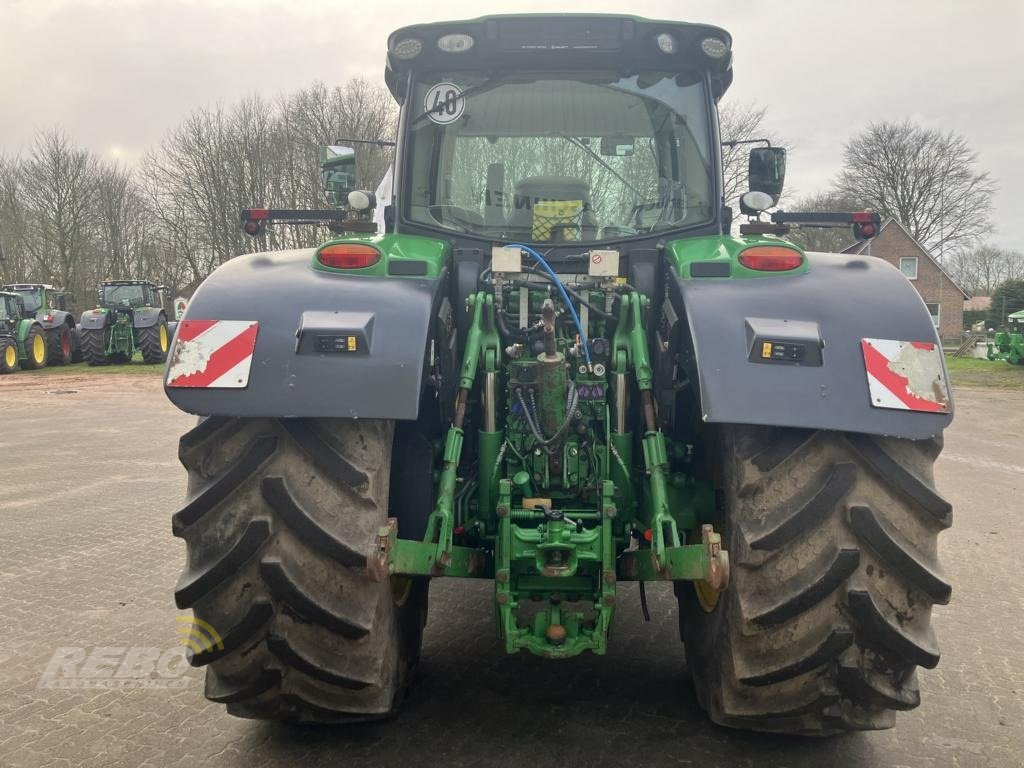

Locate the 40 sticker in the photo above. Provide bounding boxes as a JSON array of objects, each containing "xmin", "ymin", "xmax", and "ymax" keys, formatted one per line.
[{"xmin": 424, "ymin": 82, "xmax": 465, "ymax": 125}]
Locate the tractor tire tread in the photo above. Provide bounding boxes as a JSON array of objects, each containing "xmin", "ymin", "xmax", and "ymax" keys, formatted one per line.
[
  {"xmin": 0, "ymin": 337, "xmax": 16, "ymax": 374},
  {"xmin": 681, "ymin": 425, "xmax": 950, "ymax": 735},
  {"xmin": 174, "ymin": 417, "xmax": 422, "ymax": 722},
  {"xmin": 139, "ymin": 319, "xmax": 168, "ymax": 364},
  {"xmin": 172, "ymin": 434, "xmax": 278, "ymax": 535},
  {"xmin": 45, "ymin": 326, "xmax": 72, "ymax": 365},
  {"xmin": 80, "ymin": 327, "xmax": 109, "ymax": 366},
  {"xmin": 21, "ymin": 325, "xmax": 47, "ymax": 369},
  {"xmin": 187, "ymin": 600, "xmax": 273, "ymax": 667},
  {"xmin": 174, "ymin": 518, "xmax": 272, "ymax": 608},
  {"xmin": 259, "ymin": 555, "xmax": 374, "ymax": 639}
]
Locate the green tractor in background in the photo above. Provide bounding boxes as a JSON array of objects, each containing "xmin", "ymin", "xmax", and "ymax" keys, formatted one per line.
[
  {"xmin": 0, "ymin": 290, "xmax": 48, "ymax": 373},
  {"xmin": 79, "ymin": 280, "xmax": 172, "ymax": 365},
  {"xmin": 987, "ymin": 309, "xmax": 1024, "ymax": 365},
  {"xmin": 165, "ymin": 15, "xmax": 954, "ymax": 736},
  {"xmin": 0, "ymin": 283, "xmax": 80, "ymax": 365}
]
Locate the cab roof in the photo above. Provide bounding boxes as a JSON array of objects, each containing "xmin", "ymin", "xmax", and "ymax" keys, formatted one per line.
[{"xmin": 384, "ymin": 15, "xmax": 733, "ymax": 101}]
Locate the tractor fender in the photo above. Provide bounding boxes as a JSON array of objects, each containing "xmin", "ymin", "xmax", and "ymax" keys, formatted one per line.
[
  {"xmin": 16, "ymin": 319, "xmax": 42, "ymax": 344},
  {"xmin": 669, "ymin": 250, "xmax": 953, "ymax": 440},
  {"xmin": 164, "ymin": 248, "xmax": 444, "ymax": 420},
  {"xmin": 37, "ymin": 309, "xmax": 75, "ymax": 331},
  {"xmin": 132, "ymin": 308, "xmax": 164, "ymax": 328},
  {"xmin": 79, "ymin": 309, "xmax": 109, "ymax": 330}
]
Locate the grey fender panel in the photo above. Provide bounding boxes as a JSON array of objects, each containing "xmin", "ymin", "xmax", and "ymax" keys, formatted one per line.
[
  {"xmin": 164, "ymin": 249, "xmax": 441, "ymax": 420},
  {"xmin": 79, "ymin": 310, "xmax": 108, "ymax": 330},
  {"xmin": 37, "ymin": 310, "xmax": 74, "ymax": 331},
  {"xmin": 673, "ymin": 251, "xmax": 953, "ymax": 440},
  {"xmin": 133, "ymin": 308, "xmax": 164, "ymax": 328}
]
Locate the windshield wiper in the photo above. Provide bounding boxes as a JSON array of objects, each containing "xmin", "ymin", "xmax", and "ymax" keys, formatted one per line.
[{"xmin": 559, "ymin": 135, "xmax": 645, "ymax": 198}]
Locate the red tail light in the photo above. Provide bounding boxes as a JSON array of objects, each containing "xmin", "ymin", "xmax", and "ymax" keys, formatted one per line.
[
  {"xmin": 317, "ymin": 243, "xmax": 381, "ymax": 269},
  {"xmin": 738, "ymin": 246, "xmax": 804, "ymax": 272}
]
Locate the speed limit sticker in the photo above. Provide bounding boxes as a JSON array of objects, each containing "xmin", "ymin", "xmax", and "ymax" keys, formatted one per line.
[{"xmin": 424, "ymin": 82, "xmax": 465, "ymax": 125}]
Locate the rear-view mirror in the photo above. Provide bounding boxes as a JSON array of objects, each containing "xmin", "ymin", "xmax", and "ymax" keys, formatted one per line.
[
  {"xmin": 748, "ymin": 146, "xmax": 787, "ymax": 204},
  {"xmin": 321, "ymin": 145, "xmax": 357, "ymax": 207},
  {"xmin": 600, "ymin": 136, "xmax": 635, "ymax": 157}
]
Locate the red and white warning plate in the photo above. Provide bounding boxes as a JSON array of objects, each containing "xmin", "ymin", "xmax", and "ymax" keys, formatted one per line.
[
  {"xmin": 166, "ymin": 320, "xmax": 259, "ymax": 389},
  {"xmin": 861, "ymin": 338, "xmax": 950, "ymax": 413}
]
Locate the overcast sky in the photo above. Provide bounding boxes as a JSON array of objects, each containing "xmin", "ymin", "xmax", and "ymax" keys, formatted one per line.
[{"xmin": 2, "ymin": 0, "xmax": 1021, "ymax": 252}]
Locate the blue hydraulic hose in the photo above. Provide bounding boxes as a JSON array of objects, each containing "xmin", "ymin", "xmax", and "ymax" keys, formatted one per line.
[{"xmin": 505, "ymin": 243, "xmax": 592, "ymax": 368}]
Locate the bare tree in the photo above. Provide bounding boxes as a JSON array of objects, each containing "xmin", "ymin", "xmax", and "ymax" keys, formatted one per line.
[
  {"xmin": 18, "ymin": 130, "xmax": 99, "ymax": 298},
  {"xmin": 0, "ymin": 154, "xmax": 31, "ymax": 285},
  {"xmin": 836, "ymin": 121, "xmax": 996, "ymax": 253},
  {"xmin": 142, "ymin": 78, "xmax": 397, "ymax": 286},
  {"xmin": 948, "ymin": 244, "xmax": 1024, "ymax": 296},
  {"xmin": 94, "ymin": 162, "xmax": 155, "ymax": 283}
]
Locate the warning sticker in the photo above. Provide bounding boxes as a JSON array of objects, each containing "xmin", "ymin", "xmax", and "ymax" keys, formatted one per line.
[
  {"xmin": 424, "ymin": 82, "xmax": 465, "ymax": 125},
  {"xmin": 166, "ymin": 320, "xmax": 259, "ymax": 389},
  {"xmin": 862, "ymin": 338, "xmax": 950, "ymax": 413}
]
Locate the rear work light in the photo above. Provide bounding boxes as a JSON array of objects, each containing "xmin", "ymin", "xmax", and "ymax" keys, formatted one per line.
[
  {"xmin": 391, "ymin": 38, "xmax": 423, "ymax": 60},
  {"xmin": 317, "ymin": 243, "xmax": 381, "ymax": 270},
  {"xmin": 738, "ymin": 246, "xmax": 804, "ymax": 272},
  {"xmin": 437, "ymin": 33, "xmax": 474, "ymax": 53},
  {"xmin": 700, "ymin": 36, "xmax": 729, "ymax": 59}
]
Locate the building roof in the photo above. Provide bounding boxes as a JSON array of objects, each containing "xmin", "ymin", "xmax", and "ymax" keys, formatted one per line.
[{"xmin": 840, "ymin": 218, "xmax": 970, "ymax": 299}]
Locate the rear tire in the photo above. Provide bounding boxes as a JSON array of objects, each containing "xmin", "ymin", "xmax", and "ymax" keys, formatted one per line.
[
  {"xmin": 680, "ymin": 425, "xmax": 951, "ymax": 736},
  {"xmin": 173, "ymin": 417, "xmax": 427, "ymax": 723},
  {"xmin": 139, "ymin": 318, "xmax": 169, "ymax": 364},
  {"xmin": 21, "ymin": 325, "xmax": 47, "ymax": 369},
  {"xmin": 46, "ymin": 325, "xmax": 73, "ymax": 365},
  {"xmin": 81, "ymin": 327, "xmax": 110, "ymax": 366},
  {"xmin": 0, "ymin": 337, "xmax": 17, "ymax": 373},
  {"xmin": 71, "ymin": 325, "xmax": 84, "ymax": 363}
]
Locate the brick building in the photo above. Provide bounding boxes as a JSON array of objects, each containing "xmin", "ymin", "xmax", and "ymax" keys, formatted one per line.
[{"xmin": 842, "ymin": 218, "xmax": 968, "ymax": 344}]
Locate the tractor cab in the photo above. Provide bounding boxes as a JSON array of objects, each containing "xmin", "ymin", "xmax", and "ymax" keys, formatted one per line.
[
  {"xmin": 383, "ymin": 17, "xmax": 735, "ymax": 252},
  {"xmin": 1, "ymin": 283, "xmax": 71, "ymax": 314},
  {"xmin": 98, "ymin": 280, "xmax": 165, "ymax": 312},
  {"xmin": 0, "ymin": 291, "xmax": 25, "ymax": 335}
]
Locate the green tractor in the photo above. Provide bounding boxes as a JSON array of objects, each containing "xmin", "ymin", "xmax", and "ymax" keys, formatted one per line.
[
  {"xmin": 986, "ymin": 310, "xmax": 1024, "ymax": 365},
  {"xmin": 0, "ymin": 283, "xmax": 79, "ymax": 365},
  {"xmin": 0, "ymin": 290, "xmax": 49, "ymax": 373},
  {"xmin": 79, "ymin": 280, "xmax": 172, "ymax": 366},
  {"xmin": 165, "ymin": 15, "xmax": 953, "ymax": 736}
]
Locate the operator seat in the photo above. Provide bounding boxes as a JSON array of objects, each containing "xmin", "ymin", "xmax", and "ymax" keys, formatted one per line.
[{"xmin": 507, "ymin": 176, "xmax": 598, "ymax": 241}]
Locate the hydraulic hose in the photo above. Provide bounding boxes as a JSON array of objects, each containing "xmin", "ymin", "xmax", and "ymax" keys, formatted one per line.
[{"xmin": 504, "ymin": 243, "xmax": 593, "ymax": 368}]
